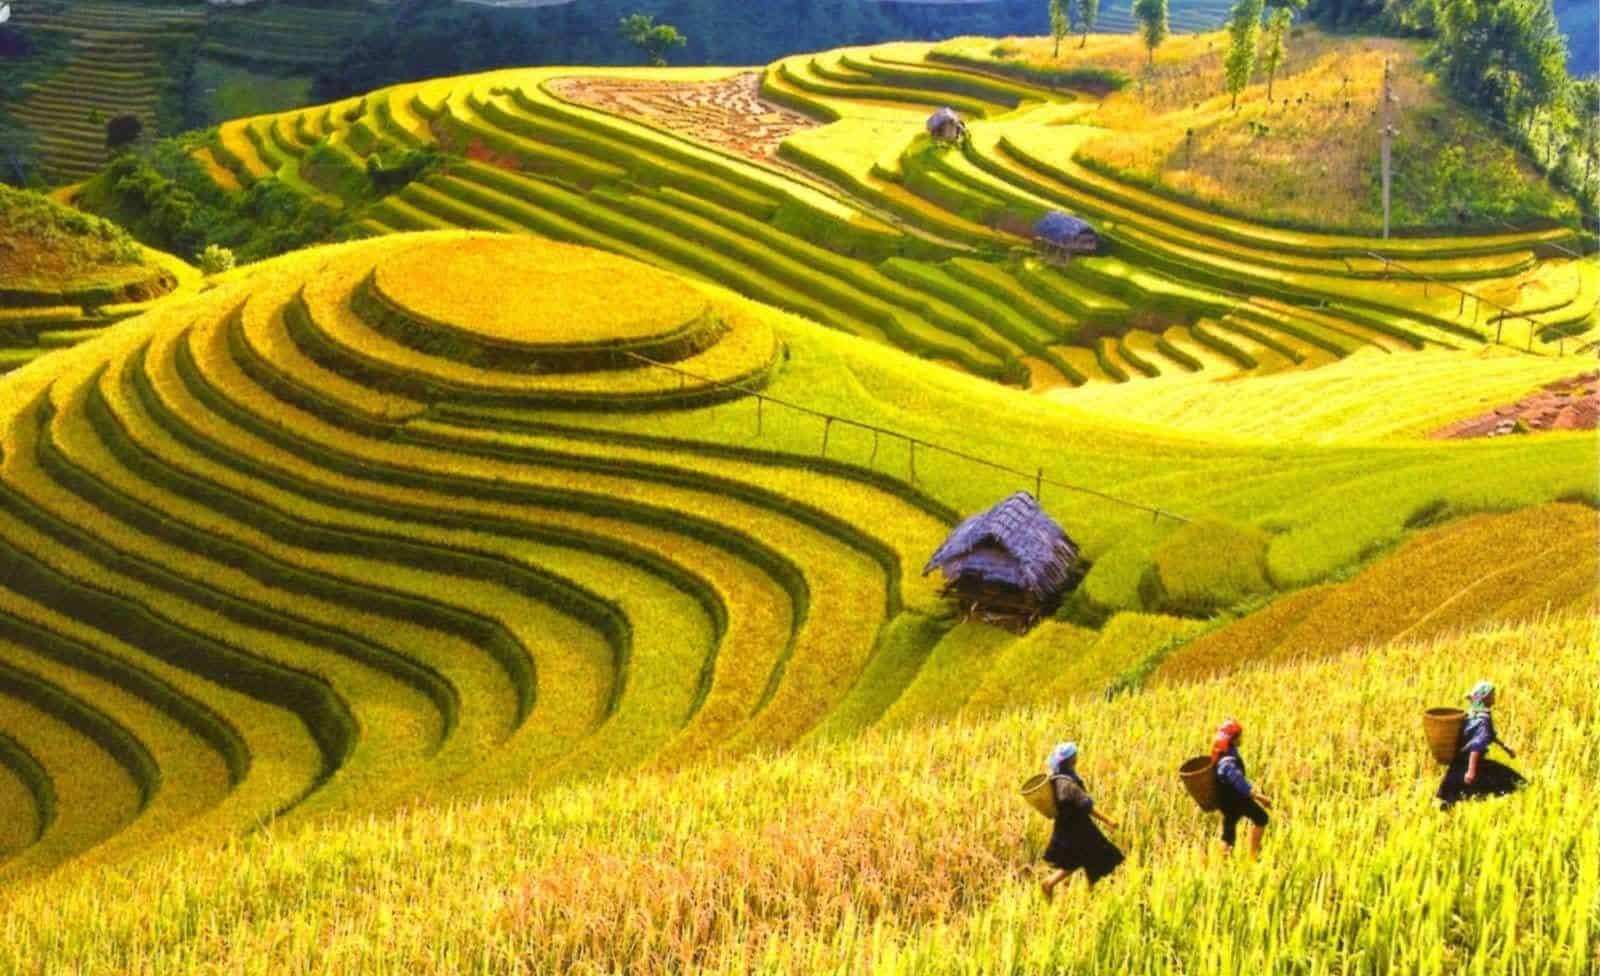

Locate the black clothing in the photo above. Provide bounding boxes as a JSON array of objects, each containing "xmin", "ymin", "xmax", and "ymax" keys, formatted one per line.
[
  {"xmin": 1217, "ymin": 788, "xmax": 1270, "ymax": 846},
  {"xmin": 1436, "ymin": 754, "xmax": 1525, "ymax": 808},
  {"xmin": 1042, "ymin": 772, "xmax": 1125, "ymax": 882}
]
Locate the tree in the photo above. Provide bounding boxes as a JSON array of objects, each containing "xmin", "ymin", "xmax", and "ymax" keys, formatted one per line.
[
  {"xmin": 1260, "ymin": 7, "xmax": 1292, "ymax": 100},
  {"xmin": 105, "ymin": 114, "xmax": 143, "ymax": 153},
  {"xmin": 1571, "ymin": 79, "xmax": 1599, "ymax": 193},
  {"xmin": 197, "ymin": 244, "xmax": 236, "ymax": 276},
  {"xmin": 1132, "ymin": 0, "xmax": 1169, "ymax": 66},
  {"xmin": 1224, "ymin": 0, "xmax": 1264, "ymax": 110},
  {"xmin": 618, "ymin": 13, "xmax": 686, "ymax": 68},
  {"xmin": 1434, "ymin": 0, "xmax": 1569, "ymax": 135},
  {"xmin": 1073, "ymin": 0, "xmax": 1099, "ymax": 48},
  {"xmin": 1049, "ymin": 0, "xmax": 1069, "ymax": 58}
]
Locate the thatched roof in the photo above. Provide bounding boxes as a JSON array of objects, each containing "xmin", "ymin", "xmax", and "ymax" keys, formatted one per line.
[
  {"xmin": 1034, "ymin": 211, "xmax": 1095, "ymax": 244},
  {"xmin": 922, "ymin": 491, "xmax": 1080, "ymax": 596},
  {"xmin": 926, "ymin": 106, "xmax": 963, "ymax": 132}
]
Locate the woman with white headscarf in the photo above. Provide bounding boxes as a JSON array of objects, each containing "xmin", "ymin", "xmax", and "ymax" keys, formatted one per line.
[
  {"xmin": 1039, "ymin": 741, "xmax": 1123, "ymax": 899},
  {"xmin": 1436, "ymin": 680, "xmax": 1525, "ymax": 809}
]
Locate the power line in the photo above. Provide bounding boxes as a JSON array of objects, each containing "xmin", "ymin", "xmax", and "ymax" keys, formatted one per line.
[
  {"xmin": 1380, "ymin": 58, "xmax": 1396, "ymax": 241},
  {"xmin": 622, "ymin": 349, "xmax": 1191, "ymax": 524}
]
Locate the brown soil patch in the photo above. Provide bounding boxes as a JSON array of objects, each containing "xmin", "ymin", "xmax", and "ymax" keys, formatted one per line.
[
  {"xmin": 547, "ymin": 72, "xmax": 820, "ymax": 166},
  {"xmin": 1431, "ymin": 371, "xmax": 1599, "ymax": 438}
]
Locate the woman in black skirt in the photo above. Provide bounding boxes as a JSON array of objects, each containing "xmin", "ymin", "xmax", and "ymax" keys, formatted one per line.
[
  {"xmin": 1039, "ymin": 742, "xmax": 1124, "ymax": 899},
  {"xmin": 1211, "ymin": 718, "xmax": 1272, "ymax": 857},
  {"xmin": 1437, "ymin": 680, "xmax": 1525, "ymax": 809}
]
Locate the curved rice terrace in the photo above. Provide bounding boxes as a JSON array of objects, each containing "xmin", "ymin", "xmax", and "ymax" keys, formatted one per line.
[
  {"xmin": 0, "ymin": 25, "xmax": 1596, "ymax": 973},
  {"xmin": 0, "ymin": 227, "xmax": 1590, "ymax": 882},
  {"xmin": 172, "ymin": 37, "xmax": 1596, "ymax": 398}
]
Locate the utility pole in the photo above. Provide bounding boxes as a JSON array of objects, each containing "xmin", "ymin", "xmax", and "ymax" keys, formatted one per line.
[{"xmin": 1380, "ymin": 59, "xmax": 1395, "ymax": 240}]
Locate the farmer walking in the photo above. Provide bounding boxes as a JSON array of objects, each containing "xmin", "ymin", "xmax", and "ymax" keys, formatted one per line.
[
  {"xmin": 1436, "ymin": 680, "xmax": 1525, "ymax": 810},
  {"xmin": 1212, "ymin": 719, "xmax": 1272, "ymax": 858},
  {"xmin": 1039, "ymin": 742, "xmax": 1124, "ymax": 899}
]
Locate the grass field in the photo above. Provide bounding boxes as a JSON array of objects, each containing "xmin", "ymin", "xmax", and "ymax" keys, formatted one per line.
[
  {"xmin": 933, "ymin": 30, "xmax": 1582, "ymax": 233},
  {"xmin": 0, "ymin": 610, "xmax": 1589, "ymax": 973}
]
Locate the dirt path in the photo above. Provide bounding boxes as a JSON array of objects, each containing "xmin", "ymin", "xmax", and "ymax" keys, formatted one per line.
[
  {"xmin": 547, "ymin": 72, "xmax": 820, "ymax": 167},
  {"xmin": 1431, "ymin": 371, "xmax": 1599, "ymax": 438}
]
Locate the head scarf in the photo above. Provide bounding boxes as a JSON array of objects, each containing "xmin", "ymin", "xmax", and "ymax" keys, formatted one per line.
[
  {"xmin": 1210, "ymin": 718, "xmax": 1243, "ymax": 763},
  {"xmin": 1465, "ymin": 680, "xmax": 1495, "ymax": 714},
  {"xmin": 1047, "ymin": 741, "xmax": 1078, "ymax": 774}
]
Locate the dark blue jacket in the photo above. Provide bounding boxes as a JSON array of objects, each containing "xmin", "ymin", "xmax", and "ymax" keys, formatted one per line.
[
  {"xmin": 1216, "ymin": 748, "xmax": 1253, "ymax": 797},
  {"xmin": 1461, "ymin": 712, "xmax": 1499, "ymax": 755}
]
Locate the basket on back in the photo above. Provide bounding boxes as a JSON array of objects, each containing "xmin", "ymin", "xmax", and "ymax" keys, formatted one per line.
[
  {"xmin": 1424, "ymin": 707, "xmax": 1466, "ymax": 765},
  {"xmin": 1179, "ymin": 756, "xmax": 1219, "ymax": 811},
  {"xmin": 1020, "ymin": 773, "xmax": 1057, "ymax": 819}
]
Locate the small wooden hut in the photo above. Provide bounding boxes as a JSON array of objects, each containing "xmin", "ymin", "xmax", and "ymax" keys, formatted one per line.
[
  {"xmin": 922, "ymin": 491, "xmax": 1081, "ymax": 631},
  {"xmin": 1033, "ymin": 211, "xmax": 1100, "ymax": 261},
  {"xmin": 926, "ymin": 106, "xmax": 968, "ymax": 144}
]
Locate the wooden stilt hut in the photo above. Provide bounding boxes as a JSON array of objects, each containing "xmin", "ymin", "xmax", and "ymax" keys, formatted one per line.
[
  {"xmin": 922, "ymin": 491, "xmax": 1082, "ymax": 631},
  {"xmin": 1033, "ymin": 210, "xmax": 1100, "ymax": 262},
  {"xmin": 926, "ymin": 106, "xmax": 968, "ymax": 145}
]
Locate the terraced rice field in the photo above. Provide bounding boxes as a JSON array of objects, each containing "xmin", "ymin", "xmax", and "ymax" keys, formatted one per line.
[
  {"xmin": 0, "ymin": 232, "xmax": 950, "ymax": 873},
  {"xmin": 176, "ymin": 42, "xmax": 1595, "ymax": 400},
  {"xmin": 2, "ymin": 31, "xmax": 1595, "ymax": 968},
  {"xmin": 0, "ymin": 597, "xmax": 1591, "ymax": 972},
  {"xmin": 0, "ymin": 230, "xmax": 1590, "ymax": 881},
  {"xmin": 0, "ymin": 245, "xmax": 198, "ymax": 380},
  {"xmin": 198, "ymin": 1, "xmax": 372, "ymax": 76},
  {"xmin": 6, "ymin": 1, "xmax": 205, "ymax": 184}
]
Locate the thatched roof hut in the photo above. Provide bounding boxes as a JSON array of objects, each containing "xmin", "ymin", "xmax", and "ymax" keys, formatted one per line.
[
  {"xmin": 923, "ymin": 491, "xmax": 1081, "ymax": 629},
  {"xmin": 1034, "ymin": 211, "xmax": 1100, "ymax": 258},
  {"xmin": 926, "ymin": 106, "xmax": 967, "ymax": 143}
]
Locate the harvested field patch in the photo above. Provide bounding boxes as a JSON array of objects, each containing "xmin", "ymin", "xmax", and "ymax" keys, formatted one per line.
[
  {"xmin": 548, "ymin": 72, "xmax": 820, "ymax": 167},
  {"xmin": 1431, "ymin": 370, "xmax": 1599, "ymax": 438}
]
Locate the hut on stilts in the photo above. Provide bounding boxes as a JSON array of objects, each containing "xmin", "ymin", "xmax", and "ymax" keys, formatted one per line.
[
  {"xmin": 926, "ymin": 106, "xmax": 969, "ymax": 145},
  {"xmin": 922, "ymin": 491, "xmax": 1082, "ymax": 632},
  {"xmin": 1033, "ymin": 211, "xmax": 1100, "ymax": 262}
]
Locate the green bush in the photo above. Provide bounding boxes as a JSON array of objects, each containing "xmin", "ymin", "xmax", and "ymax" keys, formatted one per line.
[
  {"xmin": 75, "ymin": 140, "xmax": 349, "ymax": 264},
  {"xmin": 365, "ymin": 145, "xmax": 444, "ymax": 196},
  {"xmin": 196, "ymin": 244, "xmax": 235, "ymax": 275},
  {"xmin": 0, "ymin": 184, "xmax": 144, "ymax": 268}
]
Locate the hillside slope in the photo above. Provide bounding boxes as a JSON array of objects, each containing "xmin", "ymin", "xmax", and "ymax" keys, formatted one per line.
[
  {"xmin": 0, "ymin": 183, "xmax": 194, "ymax": 376},
  {"xmin": 0, "ymin": 611, "xmax": 1590, "ymax": 973},
  {"xmin": 65, "ymin": 40, "xmax": 1600, "ymax": 393},
  {"xmin": 0, "ymin": 229, "xmax": 1590, "ymax": 880}
]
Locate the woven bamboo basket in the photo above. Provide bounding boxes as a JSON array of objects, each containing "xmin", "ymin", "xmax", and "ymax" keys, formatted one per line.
[
  {"xmin": 1021, "ymin": 773, "xmax": 1057, "ymax": 819},
  {"xmin": 1424, "ymin": 707, "xmax": 1466, "ymax": 765},
  {"xmin": 1179, "ymin": 755, "xmax": 1219, "ymax": 811}
]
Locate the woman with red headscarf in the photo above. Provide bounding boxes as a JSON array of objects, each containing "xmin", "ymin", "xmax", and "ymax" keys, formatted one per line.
[{"xmin": 1212, "ymin": 718, "xmax": 1272, "ymax": 857}]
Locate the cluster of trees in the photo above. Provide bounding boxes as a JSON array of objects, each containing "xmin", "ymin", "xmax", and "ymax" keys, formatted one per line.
[
  {"xmin": 78, "ymin": 144, "xmax": 341, "ymax": 263},
  {"xmin": 1212, "ymin": 0, "xmax": 1594, "ymax": 211},
  {"xmin": 1047, "ymin": 0, "xmax": 1099, "ymax": 55},
  {"xmin": 1432, "ymin": 0, "xmax": 1574, "ymax": 139},
  {"xmin": 1220, "ymin": 0, "xmax": 1298, "ymax": 108},
  {"xmin": 1043, "ymin": 0, "xmax": 1168, "ymax": 65},
  {"xmin": 1369, "ymin": 0, "xmax": 1592, "ymax": 205}
]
